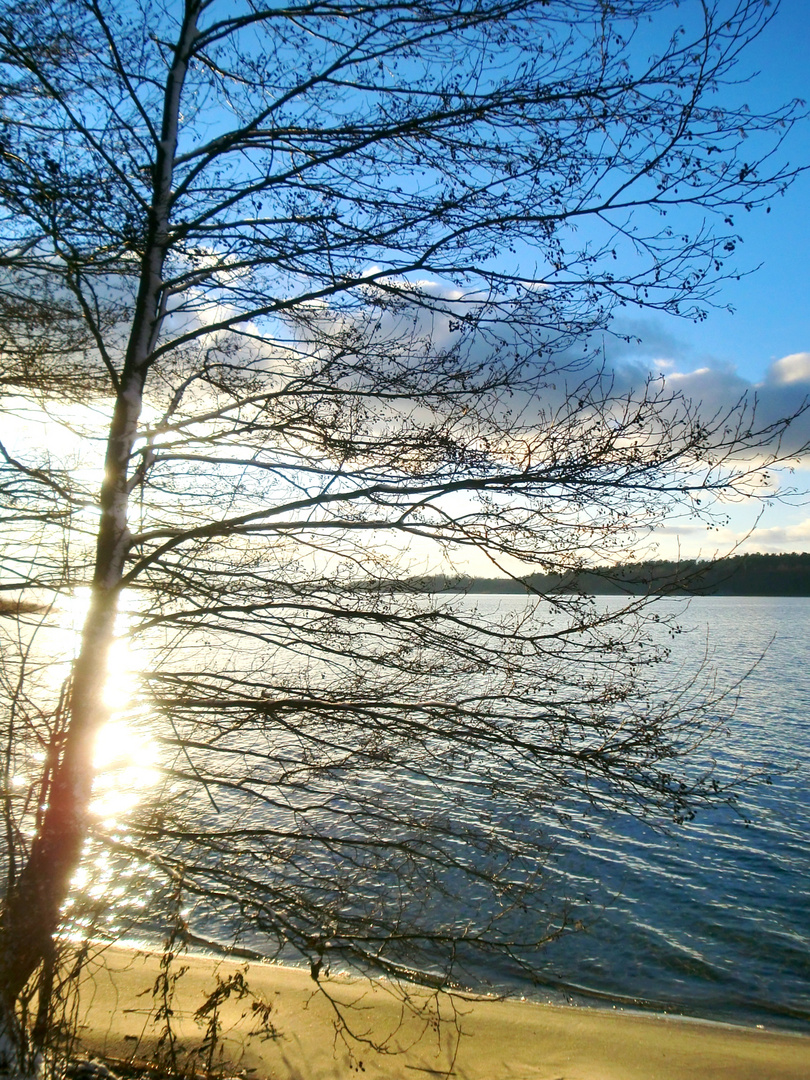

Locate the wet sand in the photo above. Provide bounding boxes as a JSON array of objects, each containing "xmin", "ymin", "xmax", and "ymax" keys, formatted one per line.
[{"xmin": 73, "ymin": 946, "xmax": 810, "ymax": 1080}]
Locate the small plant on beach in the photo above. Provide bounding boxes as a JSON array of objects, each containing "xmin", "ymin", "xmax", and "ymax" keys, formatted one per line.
[
  {"xmin": 142, "ymin": 878, "xmax": 277, "ymax": 1080},
  {"xmin": 151, "ymin": 881, "xmax": 191, "ymax": 1079},
  {"xmin": 0, "ymin": 0, "xmax": 806, "ymax": 1066},
  {"xmin": 194, "ymin": 969, "xmax": 276, "ymax": 1080}
]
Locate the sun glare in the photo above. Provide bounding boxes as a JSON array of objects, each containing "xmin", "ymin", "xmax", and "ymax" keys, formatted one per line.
[
  {"xmin": 57, "ymin": 589, "xmax": 160, "ymax": 820},
  {"xmin": 92, "ymin": 620, "xmax": 160, "ymax": 821},
  {"xmin": 90, "ymin": 717, "xmax": 159, "ymax": 820},
  {"xmin": 54, "ymin": 588, "xmax": 163, "ymax": 933}
]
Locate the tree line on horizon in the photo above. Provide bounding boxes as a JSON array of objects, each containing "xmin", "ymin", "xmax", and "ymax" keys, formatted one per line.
[{"xmin": 408, "ymin": 552, "xmax": 810, "ymax": 596}]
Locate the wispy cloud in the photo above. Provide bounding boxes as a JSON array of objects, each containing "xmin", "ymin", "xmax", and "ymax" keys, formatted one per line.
[{"xmin": 741, "ymin": 517, "xmax": 810, "ymax": 551}]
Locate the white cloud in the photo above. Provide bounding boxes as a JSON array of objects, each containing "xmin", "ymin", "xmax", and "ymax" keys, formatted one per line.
[
  {"xmin": 765, "ymin": 352, "xmax": 810, "ymax": 386},
  {"xmin": 741, "ymin": 517, "xmax": 810, "ymax": 551}
]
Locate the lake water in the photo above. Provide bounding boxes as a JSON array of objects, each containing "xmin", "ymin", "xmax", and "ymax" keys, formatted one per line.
[
  {"xmin": 481, "ymin": 595, "xmax": 810, "ymax": 1032},
  {"xmin": 86, "ymin": 594, "xmax": 810, "ymax": 1033}
]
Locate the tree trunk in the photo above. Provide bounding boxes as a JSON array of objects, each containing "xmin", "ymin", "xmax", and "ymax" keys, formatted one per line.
[
  {"xmin": 0, "ymin": 593, "xmax": 118, "ymax": 1011},
  {"xmin": 0, "ymin": 3, "xmax": 198, "ymax": 1030}
]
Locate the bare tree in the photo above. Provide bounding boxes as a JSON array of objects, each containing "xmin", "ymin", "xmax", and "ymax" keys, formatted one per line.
[{"xmin": 0, "ymin": 0, "xmax": 805, "ymax": 1061}]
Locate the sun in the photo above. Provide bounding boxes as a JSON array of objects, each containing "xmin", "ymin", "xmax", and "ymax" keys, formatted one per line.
[
  {"xmin": 54, "ymin": 589, "xmax": 160, "ymax": 821},
  {"xmin": 92, "ymin": 613, "xmax": 160, "ymax": 821},
  {"xmin": 90, "ymin": 716, "xmax": 160, "ymax": 820}
]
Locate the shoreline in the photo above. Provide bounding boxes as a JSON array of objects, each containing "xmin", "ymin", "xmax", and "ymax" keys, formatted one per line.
[
  {"xmin": 70, "ymin": 944, "xmax": 810, "ymax": 1080},
  {"xmin": 115, "ymin": 933, "xmax": 810, "ymax": 1037}
]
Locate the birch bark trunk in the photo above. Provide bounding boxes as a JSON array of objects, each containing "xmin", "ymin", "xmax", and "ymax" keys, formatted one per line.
[{"xmin": 0, "ymin": 0, "xmax": 200, "ymax": 1044}]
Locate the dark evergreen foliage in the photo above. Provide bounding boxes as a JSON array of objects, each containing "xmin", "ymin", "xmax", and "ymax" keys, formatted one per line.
[{"xmin": 417, "ymin": 553, "xmax": 810, "ymax": 596}]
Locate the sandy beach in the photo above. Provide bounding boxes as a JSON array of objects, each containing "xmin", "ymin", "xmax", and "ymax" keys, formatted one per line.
[{"xmin": 69, "ymin": 945, "xmax": 809, "ymax": 1080}]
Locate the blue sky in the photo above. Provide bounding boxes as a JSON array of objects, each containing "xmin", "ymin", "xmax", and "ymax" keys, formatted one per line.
[
  {"xmin": 664, "ymin": 0, "xmax": 809, "ymax": 382},
  {"xmin": 617, "ymin": 0, "xmax": 810, "ymax": 558}
]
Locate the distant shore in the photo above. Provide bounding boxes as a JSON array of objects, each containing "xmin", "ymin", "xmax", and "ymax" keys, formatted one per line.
[
  {"xmin": 403, "ymin": 551, "xmax": 810, "ymax": 596},
  {"xmin": 73, "ymin": 945, "xmax": 810, "ymax": 1080}
]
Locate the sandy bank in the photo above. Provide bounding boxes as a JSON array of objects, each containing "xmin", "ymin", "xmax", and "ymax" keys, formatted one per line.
[{"xmin": 73, "ymin": 946, "xmax": 809, "ymax": 1080}]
